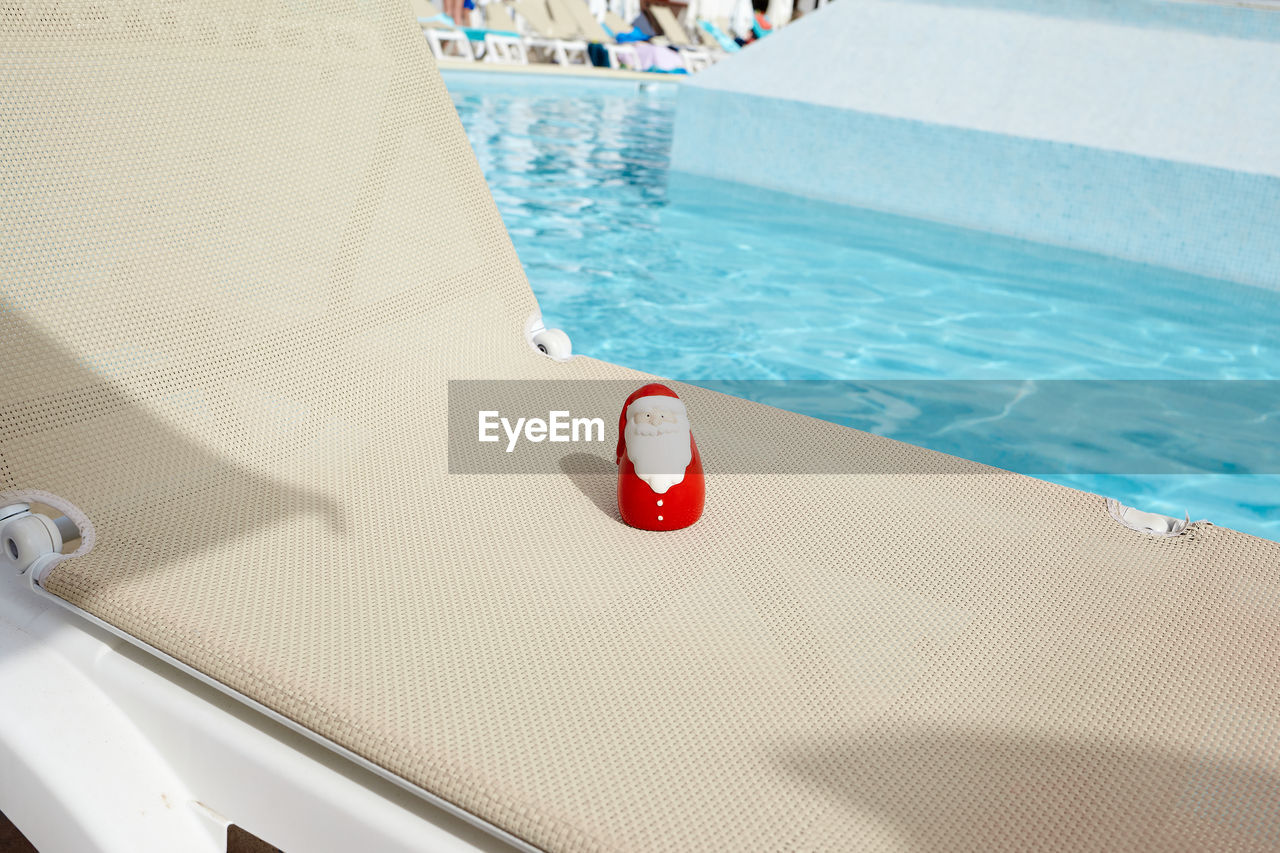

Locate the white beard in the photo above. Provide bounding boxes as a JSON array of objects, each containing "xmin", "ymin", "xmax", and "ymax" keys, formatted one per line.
[{"xmin": 625, "ymin": 419, "xmax": 692, "ymax": 494}]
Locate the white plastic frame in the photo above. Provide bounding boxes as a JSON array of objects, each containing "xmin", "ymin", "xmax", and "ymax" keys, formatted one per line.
[{"xmin": 0, "ymin": 492, "xmax": 530, "ymax": 853}]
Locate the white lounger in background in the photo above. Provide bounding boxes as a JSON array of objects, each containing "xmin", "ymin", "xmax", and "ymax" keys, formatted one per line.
[
  {"xmin": 696, "ymin": 17, "xmax": 740, "ymax": 56},
  {"xmin": 470, "ymin": 2, "xmax": 530, "ymax": 64},
  {"xmin": 602, "ymin": 9, "xmax": 633, "ymax": 36},
  {"xmin": 648, "ymin": 4, "xmax": 714, "ymax": 70},
  {"xmin": 414, "ymin": 0, "xmax": 477, "ymax": 60},
  {"xmin": 511, "ymin": 0, "xmax": 590, "ymax": 65},
  {"xmin": 547, "ymin": 0, "xmax": 642, "ymax": 70}
]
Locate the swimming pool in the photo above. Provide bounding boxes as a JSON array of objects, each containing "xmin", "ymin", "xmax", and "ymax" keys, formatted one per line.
[{"xmin": 445, "ymin": 71, "xmax": 1280, "ymax": 541}]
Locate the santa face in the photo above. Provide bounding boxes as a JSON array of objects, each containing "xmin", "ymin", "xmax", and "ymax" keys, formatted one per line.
[{"xmin": 624, "ymin": 401, "xmax": 692, "ymax": 494}]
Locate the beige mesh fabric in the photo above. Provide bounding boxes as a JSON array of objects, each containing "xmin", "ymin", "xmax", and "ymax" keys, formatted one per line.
[{"xmin": 3, "ymin": 2, "xmax": 1279, "ymax": 852}]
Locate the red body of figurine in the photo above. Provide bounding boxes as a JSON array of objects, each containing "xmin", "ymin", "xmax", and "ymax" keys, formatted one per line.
[{"xmin": 616, "ymin": 384, "xmax": 705, "ymax": 531}]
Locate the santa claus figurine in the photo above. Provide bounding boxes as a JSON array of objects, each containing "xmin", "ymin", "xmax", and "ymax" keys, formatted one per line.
[{"xmin": 616, "ymin": 384, "xmax": 705, "ymax": 531}]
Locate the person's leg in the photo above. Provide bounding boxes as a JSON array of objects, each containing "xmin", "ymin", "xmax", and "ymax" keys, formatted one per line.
[{"xmin": 443, "ymin": 0, "xmax": 465, "ymax": 24}]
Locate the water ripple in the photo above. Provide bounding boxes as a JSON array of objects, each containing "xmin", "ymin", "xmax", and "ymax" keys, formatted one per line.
[{"xmin": 447, "ymin": 78, "xmax": 1279, "ymax": 540}]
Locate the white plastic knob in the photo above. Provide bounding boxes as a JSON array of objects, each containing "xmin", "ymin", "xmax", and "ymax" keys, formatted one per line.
[
  {"xmin": 2, "ymin": 513, "xmax": 62, "ymax": 574},
  {"xmin": 532, "ymin": 327, "xmax": 572, "ymax": 361},
  {"xmin": 1106, "ymin": 498, "xmax": 1190, "ymax": 537}
]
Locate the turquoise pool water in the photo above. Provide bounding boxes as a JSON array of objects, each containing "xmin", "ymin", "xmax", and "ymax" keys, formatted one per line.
[{"xmin": 445, "ymin": 72, "xmax": 1280, "ymax": 541}]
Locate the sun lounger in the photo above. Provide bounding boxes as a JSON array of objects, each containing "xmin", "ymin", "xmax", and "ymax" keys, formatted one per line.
[
  {"xmin": 603, "ymin": 9, "xmax": 636, "ymax": 36},
  {"xmin": 465, "ymin": 2, "xmax": 530, "ymax": 63},
  {"xmin": 699, "ymin": 19, "xmax": 740, "ymax": 53},
  {"xmin": 648, "ymin": 4, "xmax": 713, "ymax": 70},
  {"xmin": 412, "ymin": 0, "xmax": 477, "ymax": 60},
  {"xmin": 511, "ymin": 0, "xmax": 590, "ymax": 65},
  {"xmin": 546, "ymin": 0, "xmax": 642, "ymax": 69},
  {"xmin": 602, "ymin": 9, "xmax": 685, "ymax": 71},
  {"xmin": 4, "ymin": 2, "xmax": 1279, "ymax": 852}
]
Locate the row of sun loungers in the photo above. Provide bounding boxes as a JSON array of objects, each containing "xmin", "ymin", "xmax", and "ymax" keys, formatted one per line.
[{"xmin": 414, "ymin": 0, "xmax": 733, "ymax": 72}]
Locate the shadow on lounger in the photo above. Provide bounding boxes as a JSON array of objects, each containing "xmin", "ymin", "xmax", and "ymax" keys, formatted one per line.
[
  {"xmin": 0, "ymin": 310, "xmax": 347, "ymax": 591},
  {"xmin": 776, "ymin": 723, "xmax": 1280, "ymax": 850},
  {"xmin": 558, "ymin": 452, "xmax": 623, "ymax": 524}
]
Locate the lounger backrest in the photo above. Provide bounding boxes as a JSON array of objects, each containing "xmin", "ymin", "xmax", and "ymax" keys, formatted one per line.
[
  {"xmin": 650, "ymin": 4, "xmax": 693, "ymax": 46},
  {"xmin": 549, "ymin": 0, "xmax": 612, "ymax": 43},
  {"xmin": 512, "ymin": 0, "xmax": 572, "ymax": 39},
  {"xmin": 484, "ymin": 2, "xmax": 522, "ymax": 33},
  {"xmin": 603, "ymin": 9, "xmax": 632, "ymax": 34}
]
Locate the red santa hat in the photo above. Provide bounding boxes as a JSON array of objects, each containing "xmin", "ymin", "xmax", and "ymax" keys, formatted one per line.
[{"xmin": 616, "ymin": 383, "xmax": 684, "ymax": 464}]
